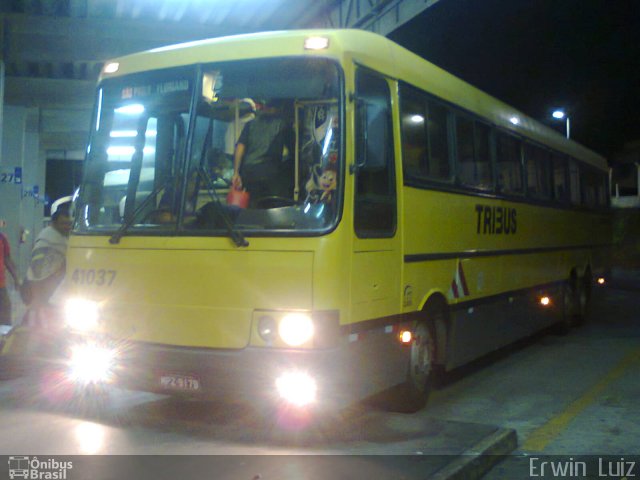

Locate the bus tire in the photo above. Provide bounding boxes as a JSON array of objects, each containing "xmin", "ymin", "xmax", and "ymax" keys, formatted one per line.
[
  {"xmin": 573, "ymin": 272, "xmax": 591, "ymax": 326},
  {"xmin": 557, "ymin": 281, "xmax": 575, "ymax": 335},
  {"xmin": 559, "ymin": 272, "xmax": 589, "ymax": 332},
  {"xmin": 395, "ymin": 305, "xmax": 441, "ymax": 413}
]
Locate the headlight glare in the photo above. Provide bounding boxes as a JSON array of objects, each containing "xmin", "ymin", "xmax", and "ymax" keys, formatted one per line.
[
  {"xmin": 69, "ymin": 343, "xmax": 115, "ymax": 384},
  {"xmin": 278, "ymin": 313, "xmax": 314, "ymax": 347},
  {"xmin": 64, "ymin": 297, "xmax": 99, "ymax": 331}
]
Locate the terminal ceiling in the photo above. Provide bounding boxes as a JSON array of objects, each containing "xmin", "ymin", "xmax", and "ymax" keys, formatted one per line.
[{"xmin": 0, "ymin": 0, "xmax": 441, "ymax": 152}]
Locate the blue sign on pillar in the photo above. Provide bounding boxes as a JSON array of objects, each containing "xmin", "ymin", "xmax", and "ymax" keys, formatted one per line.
[{"xmin": 14, "ymin": 167, "xmax": 22, "ymax": 184}]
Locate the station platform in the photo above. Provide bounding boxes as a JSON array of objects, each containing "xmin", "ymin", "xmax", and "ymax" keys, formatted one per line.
[{"xmin": 0, "ymin": 366, "xmax": 516, "ymax": 479}]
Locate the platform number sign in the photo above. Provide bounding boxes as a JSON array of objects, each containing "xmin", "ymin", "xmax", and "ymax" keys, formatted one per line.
[{"xmin": 0, "ymin": 167, "xmax": 22, "ymax": 184}]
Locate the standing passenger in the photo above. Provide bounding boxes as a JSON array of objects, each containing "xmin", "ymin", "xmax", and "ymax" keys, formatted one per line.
[
  {"xmin": 25, "ymin": 198, "xmax": 72, "ymax": 317},
  {"xmin": 231, "ymin": 100, "xmax": 293, "ymax": 207}
]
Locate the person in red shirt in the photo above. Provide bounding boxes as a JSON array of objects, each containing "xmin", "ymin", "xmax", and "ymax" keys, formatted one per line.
[{"xmin": 0, "ymin": 231, "xmax": 20, "ymax": 326}]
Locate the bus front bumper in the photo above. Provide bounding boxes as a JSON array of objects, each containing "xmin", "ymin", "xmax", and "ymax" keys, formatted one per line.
[{"xmin": 63, "ymin": 334, "xmax": 407, "ymax": 410}]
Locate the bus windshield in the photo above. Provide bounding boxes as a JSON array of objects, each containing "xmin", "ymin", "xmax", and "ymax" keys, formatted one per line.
[{"xmin": 76, "ymin": 58, "xmax": 342, "ymax": 237}]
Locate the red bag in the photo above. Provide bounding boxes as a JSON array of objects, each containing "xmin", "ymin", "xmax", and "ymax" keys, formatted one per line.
[{"xmin": 226, "ymin": 187, "xmax": 250, "ymax": 208}]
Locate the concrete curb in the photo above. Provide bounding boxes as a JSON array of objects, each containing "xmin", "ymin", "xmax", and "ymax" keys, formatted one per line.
[{"xmin": 429, "ymin": 427, "xmax": 518, "ymax": 480}]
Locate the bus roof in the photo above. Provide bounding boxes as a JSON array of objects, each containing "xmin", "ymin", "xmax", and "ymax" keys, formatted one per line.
[{"xmin": 101, "ymin": 29, "xmax": 607, "ymax": 171}]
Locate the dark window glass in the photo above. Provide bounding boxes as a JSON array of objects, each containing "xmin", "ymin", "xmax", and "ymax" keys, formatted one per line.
[
  {"xmin": 552, "ymin": 154, "xmax": 569, "ymax": 202},
  {"xmin": 581, "ymin": 167, "xmax": 603, "ymax": 207},
  {"xmin": 525, "ymin": 143, "xmax": 552, "ymax": 199},
  {"xmin": 354, "ymin": 70, "xmax": 396, "ymax": 237},
  {"xmin": 399, "ymin": 84, "xmax": 451, "ymax": 183},
  {"xmin": 598, "ymin": 174, "xmax": 609, "ymax": 207},
  {"xmin": 496, "ymin": 132, "xmax": 523, "ymax": 194},
  {"xmin": 456, "ymin": 116, "xmax": 474, "ymax": 182},
  {"xmin": 400, "ymin": 90, "xmax": 427, "ymax": 179},
  {"xmin": 569, "ymin": 159, "xmax": 581, "ymax": 205},
  {"xmin": 458, "ymin": 117, "xmax": 492, "ymax": 190},
  {"xmin": 427, "ymin": 102, "xmax": 451, "ymax": 181}
]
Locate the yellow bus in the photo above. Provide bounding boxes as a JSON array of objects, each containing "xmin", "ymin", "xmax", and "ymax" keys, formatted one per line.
[{"xmin": 62, "ymin": 29, "xmax": 610, "ymax": 411}]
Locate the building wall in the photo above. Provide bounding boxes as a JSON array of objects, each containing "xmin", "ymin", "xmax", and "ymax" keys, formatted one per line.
[{"xmin": 0, "ymin": 105, "xmax": 47, "ymax": 278}]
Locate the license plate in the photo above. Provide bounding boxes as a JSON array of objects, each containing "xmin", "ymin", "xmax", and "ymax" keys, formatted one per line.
[{"xmin": 159, "ymin": 374, "xmax": 201, "ymax": 391}]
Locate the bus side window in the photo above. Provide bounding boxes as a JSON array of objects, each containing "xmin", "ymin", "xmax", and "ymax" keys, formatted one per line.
[
  {"xmin": 354, "ymin": 69, "xmax": 396, "ymax": 237},
  {"xmin": 552, "ymin": 154, "xmax": 569, "ymax": 203},
  {"xmin": 456, "ymin": 116, "xmax": 492, "ymax": 190},
  {"xmin": 525, "ymin": 143, "xmax": 552, "ymax": 200},
  {"xmin": 569, "ymin": 159, "xmax": 581, "ymax": 205},
  {"xmin": 426, "ymin": 101, "xmax": 451, "ymax": 181},
  {"xmin": 398, "ymin": 83, "xmax": 451, "ymax": 183},
  {"xmin": 399, "ymin": 91, "xmax": 427, "ymax": 179},
  {"xmin": 496, "ymin": 132, "xmax": 523, "ymax": 195}
]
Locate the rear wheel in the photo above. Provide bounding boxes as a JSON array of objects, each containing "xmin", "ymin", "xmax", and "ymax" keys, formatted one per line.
[
  {"xmin": 573, "ymin": 272, "xmax": 591, "ymax": 326},
  {"xmin": 559, "ymin": 272, "xmax": 590, "ymax": 332},
  {"xmin": 557, "ymin": 281, "xmax": 576, "ymax": 334}
]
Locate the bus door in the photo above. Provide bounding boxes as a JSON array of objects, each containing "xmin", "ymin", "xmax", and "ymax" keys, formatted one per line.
[{"xmin": 350, "ymin": 68, "xmax": 401, "ymax": 324}]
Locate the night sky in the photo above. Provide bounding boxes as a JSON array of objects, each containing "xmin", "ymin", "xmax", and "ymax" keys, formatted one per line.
[{"xmin": 388, "ymin": 0, "xmax": 640, "ymax": 161}]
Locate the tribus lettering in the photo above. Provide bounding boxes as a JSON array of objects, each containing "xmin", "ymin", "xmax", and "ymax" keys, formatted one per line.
[{"xmin": 475, "ymin": 204, "xmax": 517, "ymax": 234}]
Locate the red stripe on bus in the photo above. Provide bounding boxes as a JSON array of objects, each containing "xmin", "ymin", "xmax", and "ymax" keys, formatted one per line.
[{"xmin": 458, "ymin": 263, "xmax": 470, "ymax": 296}]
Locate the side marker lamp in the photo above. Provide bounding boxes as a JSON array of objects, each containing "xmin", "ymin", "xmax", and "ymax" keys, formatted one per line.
[
  {"xmin": 399, "ymin": 330, "xmax": 413, "ymax": 344},
  {"xmin": 597, "ymin": 277, "xmax": 606, "ymax": 285},
  {"xmin": 304, "ymin": 36, "xmax": 329, "ymax": 50},
  {"xmin": 539, "ymin": 296, "xmax": 551, "ymax": 307}
]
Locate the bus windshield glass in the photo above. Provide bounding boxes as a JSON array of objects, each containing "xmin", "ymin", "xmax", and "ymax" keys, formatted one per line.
[{"xmin": 76, "ymin": 58, "xmax": 342, "ymax": 237}]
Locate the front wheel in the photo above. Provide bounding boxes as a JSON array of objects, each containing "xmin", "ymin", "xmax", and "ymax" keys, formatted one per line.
[{"xmin": 392, "ymin": 317, "xmax": 439, "ymax": 413}]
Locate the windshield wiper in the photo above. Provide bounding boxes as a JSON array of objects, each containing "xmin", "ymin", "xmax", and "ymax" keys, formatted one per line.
[
  {"xmin": 109, "ymin": 179, "xmax": 169, "ymax": 244},
  {"xmin": 195, "ymin": 167, "xmax": 249, "ymax": 248}
]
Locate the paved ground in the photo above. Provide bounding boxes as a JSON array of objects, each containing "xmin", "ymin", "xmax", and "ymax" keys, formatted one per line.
[
  {"xmin": 433, "ymin": 268, "xmax": 640, "ymax": 478},
  {"xmin": 0, "ymin": 268, "xmax": 637, "ymax": 479}
]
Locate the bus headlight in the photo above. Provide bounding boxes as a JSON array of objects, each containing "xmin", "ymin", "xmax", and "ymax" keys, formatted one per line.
[
  {"xmin": 64, "ymin": 298, "xmax": 99, "ymax": 331},
  {"xmin": 278, "ymin": 313, "xmax": 314, "ymax": 347},
  {"xmin": 275, "ymin": 371, "xmax": 317, "ymax": 407},
  {"xmin": 69, "ymin": 343, "xmax": 115, "ymax": 384}
]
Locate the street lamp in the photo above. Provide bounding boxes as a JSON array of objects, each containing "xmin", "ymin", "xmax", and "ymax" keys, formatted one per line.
[{"xmin": 552, "ymin": 110, "xmax": 570, "ymax": 139}]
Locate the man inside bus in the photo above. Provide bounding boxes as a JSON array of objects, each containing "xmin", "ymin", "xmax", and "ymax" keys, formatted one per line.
[{"xmin": 231, "ymin": 99, "xmax": 294, "ymax": 208}]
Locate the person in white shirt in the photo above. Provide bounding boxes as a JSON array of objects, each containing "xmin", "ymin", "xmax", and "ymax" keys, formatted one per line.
[{"xmin": 25, "ymin": 198, "xmax": 72, "ymax": 310}]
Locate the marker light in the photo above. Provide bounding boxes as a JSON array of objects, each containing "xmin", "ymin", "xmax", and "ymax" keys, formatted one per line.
[
  {"xmin": 539, "ymin": 296, "xmax": 551, "ymax": 307},
  {"xmin": 103, "ymin": 62, "xmax": 119, "ymax": 74},
  {"xmin": 509, "ymin": 116, "xmax": 520, "ymax": 125},
  {"xmin": 304, "ymin": 36, "xmax": 330, "ymax": 50},
  {"xmin": 69, "ymin": 343, "xmax": 115, "ymax": 384},
  {"xmin": 64, "ymin": 298, "xmax": 99, "ymax": 331},
  {"xmin": 278, "ymin": 313, "xmax": 314, "ymax": 347},
  {"xmin": 597, "ymin": 277, "xmax": 606, "ymax": 285},
  {"xmin": 275, "ymin": 371, "xmax": 317, "ymax": 407},
  {"xmin": 399, "ymin": 330, "xmax": 413, "ymax": 344}
]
